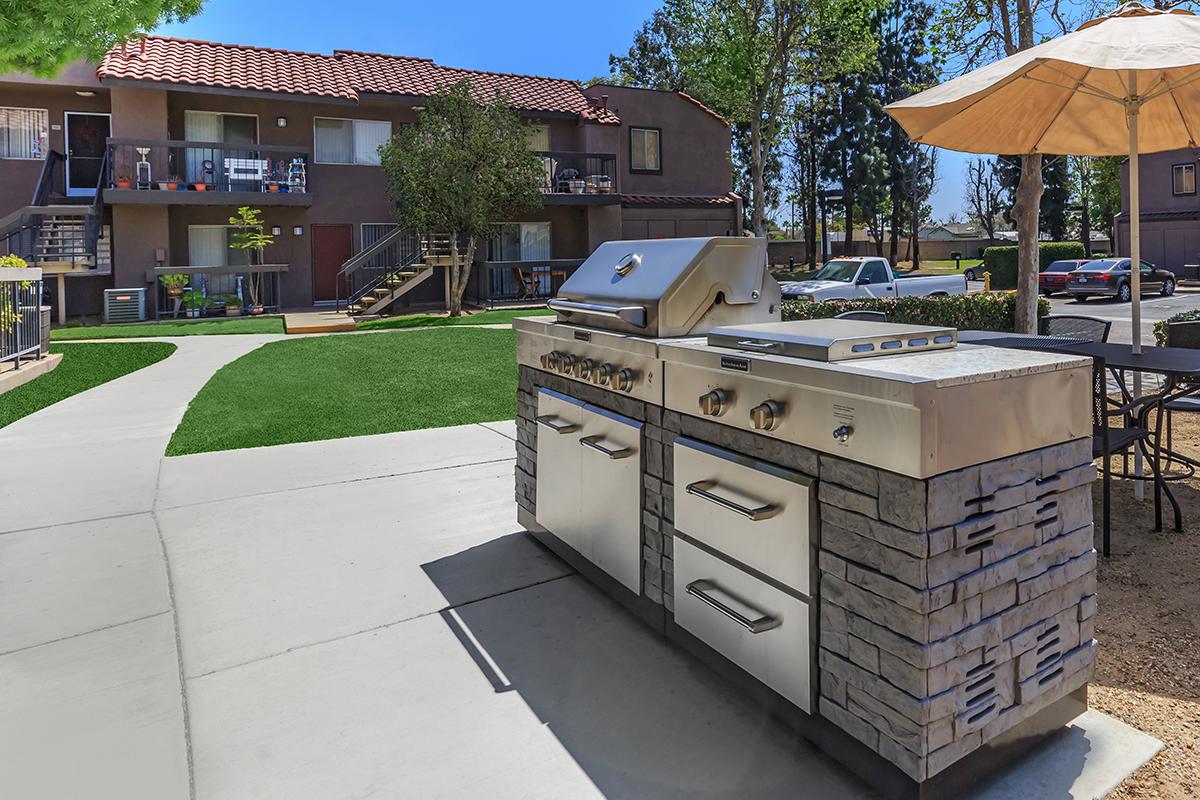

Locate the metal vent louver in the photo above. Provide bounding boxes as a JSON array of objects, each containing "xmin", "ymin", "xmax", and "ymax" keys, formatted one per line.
[{"xmin": 103, "ymin": 288, "xmax": 147, "ymax": 323}]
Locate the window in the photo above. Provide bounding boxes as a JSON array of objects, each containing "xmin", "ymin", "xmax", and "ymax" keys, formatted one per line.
[
  {"xmin": 0, "ymin": 107, "xmax": 48, "ymax": 159},
  {"xmin": 314, "ymin": 118, "xmax": 392, "ymax": 165},
  {"xmin": 860, "ymin": 261, "xmax": 890, "ymax": 285},
  {"xmin": 488, "ymin": 222, "xmax": 551, "ymax": 261},
  {"xmin": 1173, "ymin": 163, "xmax": 1196, "ymax": 195},
  {"xmin": 188, "ymin": 226, "xmax": 249, "ymax": 268},
  {"xmin": 630, "ymin": 127, "xmax": 661, "ymax": 173}
]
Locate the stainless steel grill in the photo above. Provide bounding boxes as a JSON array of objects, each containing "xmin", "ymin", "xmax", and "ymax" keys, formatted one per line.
[
  {"xmin": 707, "ymin": 319, "xmax": 957, "ymax": 362},
  {"xmin": 547, "ymin": 236, "xmax": 781, "ymax": 338}
]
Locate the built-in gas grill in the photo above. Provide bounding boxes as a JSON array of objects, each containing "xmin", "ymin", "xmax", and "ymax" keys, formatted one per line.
[{"xmin": 514, "ymin": 239, "xmax": 1099, "ymax": 800}]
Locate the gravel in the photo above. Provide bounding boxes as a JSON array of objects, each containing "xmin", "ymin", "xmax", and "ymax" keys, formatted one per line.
[{"xmin": 1091, "ymin": 411, "xmax": 1200, "ymax": 799}]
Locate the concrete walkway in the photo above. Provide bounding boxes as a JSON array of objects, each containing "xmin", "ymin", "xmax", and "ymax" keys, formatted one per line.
[{"xmin": 0, "ymin": 335, "xmax": 1161, "ymax": 799}]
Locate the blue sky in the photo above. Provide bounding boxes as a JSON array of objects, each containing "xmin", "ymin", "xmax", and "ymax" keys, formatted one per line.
[{"xmin": 156, "ymin": 0, "xmax": 966, "ymax": 222}]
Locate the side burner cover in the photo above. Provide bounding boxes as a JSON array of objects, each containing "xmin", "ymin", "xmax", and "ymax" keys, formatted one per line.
[{"xmin": 707, "ymin": 319, "xmax": 958, "ymax": 362}]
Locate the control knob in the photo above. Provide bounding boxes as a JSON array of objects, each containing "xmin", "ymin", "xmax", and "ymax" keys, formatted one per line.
[
  {"xmin": 573, "ymin": 359, "xmax": 597, "ymax": 380},
  {"xmin": 832, "ymin": 424, "xmax": 854, "ymax": 443},
  {"xmin": 750, "ymin": 400, "xmax": 785, "ymax": 431},
  {"xmin": 540, "ymin": 351, "xmax": 562, "ymax": 371},
  {"xmin": 611, "ymin": 368, "xmax": 638, "ymax": 393},
  {"xmin": 557, "ymin": 354, "xmax": 578, "ymax": 375},
  {"xmin": 592, "ymin": 363, "xmax": 615, "ymax": 386},
  {"xmin": 698, "ymin": 389, "xmax": 730, "ymax": 417}
]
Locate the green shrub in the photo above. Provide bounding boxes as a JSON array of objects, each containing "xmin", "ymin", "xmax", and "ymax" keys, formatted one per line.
[
  {"xmin": 981, "ymin": 242, "xmax": 1087, "ymax": 289},
  {"xmin": 1153, "ymin": 309, "xmax": 1200, "ymax": 346},
  {"xmin": 781, "ymin": 293, "xmax": 1050, "ymax": 333}
]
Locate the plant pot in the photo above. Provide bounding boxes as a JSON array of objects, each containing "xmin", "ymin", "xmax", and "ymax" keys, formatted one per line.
[
  {"xmin": 167, "ymin": 182, "xmax": 179, "ymax": 191},
  {"xmin": 225, "ymin": 306, "xmax": 242, "ymax": 317},
  {"xmin": 115, "ymin": 179, "xmax": 132, "ymax": 189},
  {"xmin": 194, "ymin": 183, "xmax": 208, "ymax": 192},
  {"xmin": 157, "ymin": 182, "xmax": 170, "ymax": 191},
  {"xmin": 166, "ymin": 286, "xmax": 183, "ymax": 298},
  {"xmin": 186, "ymin": 308, "xmax": 200, "ymax": 318},
  {"xmin": 176, "ymin": 183, "xmax": 187, "ymax": 191},
  {"xmin": 251, "ymin": 305, "xmax": 265, "ymax": 316},
  {"xmin": 267, "ymin": 183, "xmax": 280, "ymax": 192}
]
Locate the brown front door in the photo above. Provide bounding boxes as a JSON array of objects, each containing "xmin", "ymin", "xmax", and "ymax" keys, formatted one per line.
[{"xmin": 311, "ymin": 224, "xmax": 354, "ymax": 303}]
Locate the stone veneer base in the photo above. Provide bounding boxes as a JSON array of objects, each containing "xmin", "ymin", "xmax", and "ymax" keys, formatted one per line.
[{"xmin": 515, "ymin": 365, "xmax": 1097, "ymax": 798}]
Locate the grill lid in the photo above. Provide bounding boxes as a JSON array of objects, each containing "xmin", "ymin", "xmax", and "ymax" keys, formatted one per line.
[
  {"xmin": 707, "ymin": 319, "xmax": 957, "ymax": 362},
  {"xmin": 548, "ymin": 236, "xmax": 780, "ymax": 338}
]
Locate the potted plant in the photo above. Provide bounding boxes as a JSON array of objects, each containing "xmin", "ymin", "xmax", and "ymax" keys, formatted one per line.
[
  {"xmin": 158, "ymin": 273, "xmax": 188, "ymax": 299},
  {"xmin": 115, "ymin": 175, "xmax": 133, "ymax": 189},
  {"xmin": 182, "ymin": 289, "xmax": 204, "ymax": 318},
  {"xmin": 167, "ymin": 176, "xmax": 180, "ymax": 191},
  {"xmin": 228, "ymin": 206, "xmax": 275, "ymax": 315},
  {"xmin": 194, "ymin": 181, "xmax": 208, "ymax": 192},
  {"xmin": 222, "ymin": 294, "xmax": 243, "ymax": 316}
]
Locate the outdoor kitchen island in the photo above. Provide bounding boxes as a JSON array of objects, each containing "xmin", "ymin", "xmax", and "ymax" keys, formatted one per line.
[{"xmin": 513, "ymin": 238, "xmax": 1099, "ymax": 800}]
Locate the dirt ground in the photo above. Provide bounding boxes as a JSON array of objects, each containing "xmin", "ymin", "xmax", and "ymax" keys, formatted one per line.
[{"xmin": 1093, "ymin": 412, "xmax": 1200, "ymax": 799}]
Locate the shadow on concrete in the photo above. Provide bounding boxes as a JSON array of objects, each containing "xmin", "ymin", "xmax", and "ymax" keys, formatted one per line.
[{"xmin": 422, "ymin": 534, "xmax": 876, "ymax": 800}]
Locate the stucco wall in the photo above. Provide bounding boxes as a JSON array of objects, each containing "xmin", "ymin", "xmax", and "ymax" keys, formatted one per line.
[{"xmin": 620, "ymin": 205, "xmax": 738, "ymax": 240}]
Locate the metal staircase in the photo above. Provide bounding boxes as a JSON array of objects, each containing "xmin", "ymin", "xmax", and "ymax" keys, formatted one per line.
[
  {"xmin": 336, "ymin": 228, "xmax": 438, "ymax": 315},
  {"xmin": 0, "ymin": 150, "xmax": 106, "ymax": 271}
]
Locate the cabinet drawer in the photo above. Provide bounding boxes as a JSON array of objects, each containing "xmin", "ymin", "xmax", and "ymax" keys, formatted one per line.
[
  {"xmin": 674, "ymin": 538, "xmax": 813, "ymax": 713},
  {"xmin": 674, "ymin": 437, "xmax": 814, "ymax": 595}
]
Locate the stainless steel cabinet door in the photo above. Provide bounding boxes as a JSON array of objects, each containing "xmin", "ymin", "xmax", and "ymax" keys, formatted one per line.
[
  {"xmin": 578, "ymin": 404, "xmax": 644, "ymax": 593},
  {"xmin": 535, "ymin": 389, "xmax": 586, "ymax": 552}
]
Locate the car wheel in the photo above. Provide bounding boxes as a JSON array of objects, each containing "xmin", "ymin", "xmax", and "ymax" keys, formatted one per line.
[
  {"xmin": 1118, "ymin": 282, "xmax": 1132, "ymax": 302},
  {"xmin": 964, "ymin": 269, "xmax": 976, "ymax": 281},
  {"xmin": 1163, "ymin": 278, "xmax": 1176, "ymax": 296},
  {"xmin": 1072, "ymin": 295, "xmax": 1088, "ymax": 302}
]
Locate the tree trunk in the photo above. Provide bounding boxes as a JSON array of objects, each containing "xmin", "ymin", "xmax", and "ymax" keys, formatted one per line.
[
  {"xmin": 1013, "ymin": 154, "xmax": 1044, "ymax": 333},
  {"xmin": 806, "ymin": 139, "xmax": 819, "ymax": 268},
  {"xmin": 843, "ymin": 191, "xmax": 855, "ymax": 257},
  {"xmin": 750, "ymin": 114, "xmax": 765, "ymax": 237},
  {"xmin": 889, "ymin": 198, "xmax": 900, "ymax": 265}
]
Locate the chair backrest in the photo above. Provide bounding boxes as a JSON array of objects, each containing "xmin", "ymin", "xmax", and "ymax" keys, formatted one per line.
[
  {"xmin": 224, "ymin": 158, "xmax": 268, "ymax": 181},
  {"xmin": 835, "ymin": 310, "xmax": 887, "ymax": 322},
  {"xmin": 1039, "ymin": 314, "xmax": 1111, "ymax": 342},
  {"xmin": 511, "ymin": 266, "xmax": 533, "ymax": 288}
]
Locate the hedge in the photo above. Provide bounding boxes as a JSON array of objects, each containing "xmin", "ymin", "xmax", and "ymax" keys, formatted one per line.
[
  {"xmin": 981, "ymin": 242, "xmax": 1087, "ymax": 289},
  {"xmin": 1153, "ymin": 309, "xmax": 1200, "ymax": 346},
  {"xmin": 780, "ymin": 293, "xmax": 1051, "ymax": 333}
]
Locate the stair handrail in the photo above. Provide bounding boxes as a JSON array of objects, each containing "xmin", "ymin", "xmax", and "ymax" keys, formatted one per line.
[
  {"xmin": 30, "ymin": 150, "xmax": 64, "ymax": 206},
  {"xmin": 336, "ymin": 227, "xmax": 421, "ymax": 312},
  {"xmin": 83, "ymin": 148, "xmax": 108, "ymax": 263}
]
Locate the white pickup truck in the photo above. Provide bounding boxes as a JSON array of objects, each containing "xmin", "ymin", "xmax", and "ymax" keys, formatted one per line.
[{"xmin": 778, "ymin": 257, "xmax": 967, "ymax": 302}]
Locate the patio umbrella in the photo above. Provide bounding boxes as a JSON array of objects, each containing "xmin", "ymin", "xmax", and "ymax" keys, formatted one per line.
[{"xmin": 885, "ymin": 0, "xmax": 1200, "ymax": 355}]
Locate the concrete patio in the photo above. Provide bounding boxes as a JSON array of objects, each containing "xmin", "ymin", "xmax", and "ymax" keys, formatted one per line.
[{"xmin": 0, "ymin": 336, "xmax": 1161, "ymax": 799}]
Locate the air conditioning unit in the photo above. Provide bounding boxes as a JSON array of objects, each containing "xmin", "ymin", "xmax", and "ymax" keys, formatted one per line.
[{"xmin": 104, "ymin": 288, "xmax": 147, "ymax": 323}]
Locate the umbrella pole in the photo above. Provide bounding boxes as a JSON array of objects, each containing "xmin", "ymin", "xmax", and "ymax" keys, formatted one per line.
[{"xmin": 1128, "ymin": 70, "xmax": 1145, "ymax": 499}]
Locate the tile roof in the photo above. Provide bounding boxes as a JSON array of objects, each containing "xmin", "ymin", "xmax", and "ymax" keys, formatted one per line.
[
  {"xmin": 675, "ymin": 91, "xmax": 729, "ymax": 125},
  {"xmin": 621, "ymin": 193, "xmax": 739, "ymax": 207},
  {"xmin": 97, "ymin": 36, "xmax": 620, "ymax": 123}
]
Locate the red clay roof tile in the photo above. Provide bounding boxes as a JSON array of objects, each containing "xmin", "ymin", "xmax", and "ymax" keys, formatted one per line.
[{"xmin": 98, "ymin": 36, "xmax": 620, "ymax": 123}]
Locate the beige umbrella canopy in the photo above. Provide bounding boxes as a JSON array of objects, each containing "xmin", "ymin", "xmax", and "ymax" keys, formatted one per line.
[{"xmin": 886, "ymin": 1, "xmax": 1200, "ymax": 353}]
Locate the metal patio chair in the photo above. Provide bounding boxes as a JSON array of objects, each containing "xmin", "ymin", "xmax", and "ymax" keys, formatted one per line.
[
  {"xmin": 1039, "ymin": 314, "xmax": 1112, "ymax": 342},
  {"xmin": 835, "ymin": 310, "xmax": 887, "ymax": 322},
  {"xmin": 1092, "ymin": 358, "xmax": 1157, "ymax": 557}
]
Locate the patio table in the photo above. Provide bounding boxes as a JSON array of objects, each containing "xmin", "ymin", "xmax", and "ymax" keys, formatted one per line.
[{"xmin": 960, "ymin": 331, "xmax": 1200, "ymax": 533}]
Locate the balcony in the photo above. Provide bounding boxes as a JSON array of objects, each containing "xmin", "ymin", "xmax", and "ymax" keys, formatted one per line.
[
  {"xmin": 150, "ymin": 264, "xmax": 286, "ymax": 319},
  {"xmin": 534, "ymin": 152, "xmax": 619, "ymax": 205},
  {"xmin": 105, "ymin": 139, "xmax": 313, "ymax": 206},
  {"xmin": 468, "ymin": 259, "xmax": 584, "ymax": 307}
]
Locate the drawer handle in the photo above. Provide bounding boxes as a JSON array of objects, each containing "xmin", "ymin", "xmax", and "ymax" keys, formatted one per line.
[
  {"xmin": 535, "ymin": 415, "xmax": 579, "ymax": 434},
  {"xmin": 685, "ymin": 480, "xmax": 778, "ymax": 521},
  {"xmin": 686, "ymin": 579, "xmax": 781, "ymax": 634},
  {"xmin": 580, "ymin": 435, "xmax": 634, "ymax": 459}
]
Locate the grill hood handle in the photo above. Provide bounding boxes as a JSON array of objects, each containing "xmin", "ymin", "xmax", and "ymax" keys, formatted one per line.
[{"xmin": 546, "ymin": 299, "xmax": 647, "ymax": 329}]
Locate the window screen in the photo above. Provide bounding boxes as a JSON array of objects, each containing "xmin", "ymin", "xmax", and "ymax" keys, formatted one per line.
[
  {"xmin": 0, "ymin": 107, "xmax": 48, "ymax": 159},
  {"xmin": 315, "ymin": 118, "xmax": 391, "ymax": 165},
  {"xmin": 1173, "ymin": 163, "xmax": 1195, "ymax": 195},
  {"xmin": 630, "ymin": 127, "xmax": 661, "ymax": 172}
]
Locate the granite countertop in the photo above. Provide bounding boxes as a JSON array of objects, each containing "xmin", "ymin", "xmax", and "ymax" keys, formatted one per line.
[{"xmin": 851, "ymin": 343, "xmax": 1093, "ymax": 387}]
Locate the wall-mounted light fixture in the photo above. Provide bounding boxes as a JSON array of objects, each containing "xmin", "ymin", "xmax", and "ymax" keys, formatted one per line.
[
  {"xmin": 270, "ymin": 225, "xmax": 282, "ymax": 236},
  {"xmin": 293, "ymin": 226, "xmax": 304, "ymax": 236},
  {"xmin": 412, "ymin": 105, "xmax": 426, "ymax": 112},
  {"xmin": 75, "ymin": 90, "xmax": 96, "ymax": 97},
  {"xmin": 276, "ymin": 116, "xmax": 288, "ymax": 128}
]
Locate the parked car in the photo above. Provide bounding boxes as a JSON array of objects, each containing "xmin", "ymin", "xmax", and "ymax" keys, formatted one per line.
[
  {"xmin": 1066, "ymin": 258, "xmax": 1176, "ymax": 302},
  {"xmin": 778, "ymin": 257, "xmax": 967, "ymax": 301},
  {"xmin": 1039, "ymin": 259, "xmax": 1090, "ymax": 295}
]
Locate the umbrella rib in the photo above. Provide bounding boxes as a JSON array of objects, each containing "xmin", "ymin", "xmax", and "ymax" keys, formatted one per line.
[
  {"xmin": 1168, "ymin": 90, "xmax": 1199, "ymax": 148},
  {"xmin": 1030, "ymin": 65, "xmax": 1093, "ymax": 153},
  {"xmin": 1023, "ymin": 75, "xmax": 1123, "ymax": 104},
  {"xmin": 1035, "ymin": 63, "xmax": 1124, "ymax": 103},
  {"xmin": 1142, "ymin": 67, "xmax": 1200, "ymax": 103}
]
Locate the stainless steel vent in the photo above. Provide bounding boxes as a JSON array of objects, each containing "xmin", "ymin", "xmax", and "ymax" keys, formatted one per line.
[
  {"xmin": 707, "ymin": 319, "xmax": 957, "ymax": 362},
  {"xmin": 548, "ymin": 236, "xmax": 781, "ymax": 338}
]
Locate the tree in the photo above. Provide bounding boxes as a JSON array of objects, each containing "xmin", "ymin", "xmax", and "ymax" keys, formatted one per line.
[
  {"xmin": 379, "ymin": 80, "xmax": 544, "ymax": 317},
  {"xmin": 964, "ymin": 156, "xmax": 1004, "ymax": 243},
  {"xmin": 930, "ymin": 0, "xmax": 1098, "ymax": 332},
  {"xmin": 1088, "ymin": 156, "xmax": 1124, "ymax": 245},
  {"xmin": 0, "ymin": 0, "xmax": 202, "ymax": 77},
  {"xmin": 228, "ymin": 206, "xmax": 273, "ymax": 310},
  {"xmin": 607, "ymin": 9, "xmax": 686, "ymax": 90},
  {"xmin": 1040, "ymin": 156, "xmax": 1070, "ymax": 240}
]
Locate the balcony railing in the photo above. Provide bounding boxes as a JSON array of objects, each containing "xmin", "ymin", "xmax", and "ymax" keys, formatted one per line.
[
  {"xmin": 469, "ymin": 259, "xmax": 584, "ymax": 308},
  {"xmin": 107, "ymin": 139, "xmax": 310, "ymax": 195},
  {"xmin": 533, "ymin": 152, "xmax": 618, "ymax": 197},
  {"xmin": 152, "ymin": 264, "xmax": 285, "ymax": 320}
]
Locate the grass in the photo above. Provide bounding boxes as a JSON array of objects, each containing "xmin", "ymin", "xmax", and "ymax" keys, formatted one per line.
[
  {"xmin": 167, "ymin": 328, "xmax": 516, "ymax": 455},
  {"xmin": 357, "ymin": 308, "xmax": 550, "ymax": 331},
  {"xmin": 51, "ymin": 316, "xmax": 284, "ymax": 341},
  {"xmin": 0, "ymin": 342, "xmax": 176, "ymax": 429}
]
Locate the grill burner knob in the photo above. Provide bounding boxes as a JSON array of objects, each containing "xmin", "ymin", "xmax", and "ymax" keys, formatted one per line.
[
  {"xmin": 698, "ymin": 389, "xmax": 729, "ymax": 417},
  {"xmin": 573, "ymin": 359, "xmax": 597, "ymax": 380},
  {"xmin": 540, "ymin": 351, "xmax": 562, "ymax": 371},
  {"xmin": 612, "ymin": 368, "xmax": 638, "ymax": 393},
  {"xmin": 750, "ymin": 400, "xmax": 784, "ymax": 431},
  {"xmin": 593, "ymin": 363, "xmax": 615, "ymax": 386},
  {"xmin": 558, "ymin": 354, "xmax": 578, "ymax": 375},
  {"xmin": 832, "ymin": 424, "xmax": 854, "ymax": 443}
]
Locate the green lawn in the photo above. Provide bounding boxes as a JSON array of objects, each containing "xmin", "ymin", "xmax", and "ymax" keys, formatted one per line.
[
  {"xmin": 357, "ymin": 308, "xmax": 550, "ymax": 331},
  {"xmin": 51, "ymin": 316, "xmax": 285, "ymax": 341},
  {"xmin": 167, "ymin": 328, "xmax": 516, "ymax": 455},
  {"xmin": 0, "ymin": 342, "xmax": 176, "ymax": 429}
]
